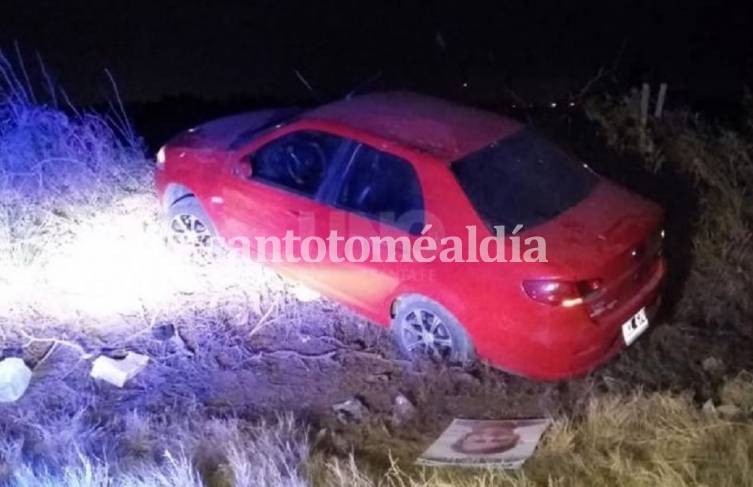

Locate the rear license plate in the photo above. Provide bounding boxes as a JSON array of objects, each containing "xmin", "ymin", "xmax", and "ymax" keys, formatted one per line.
[{"xmin": 622, "ymin": 308, "xmax": 649, "ymax": 346}]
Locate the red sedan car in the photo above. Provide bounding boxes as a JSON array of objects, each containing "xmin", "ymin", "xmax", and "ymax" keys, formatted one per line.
[{"xmin": 155, "ymin": 92, "xmax": 665, "ymax": 380}]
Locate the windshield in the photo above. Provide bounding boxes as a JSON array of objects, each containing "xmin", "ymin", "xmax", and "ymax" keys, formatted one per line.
[
  {"xmin": 228, "ymin": 108, "xmax": 303, "ymax": 150},
  {"xmin": 451, "ymin": 129, "xmax": 598, "ymax": 229}
]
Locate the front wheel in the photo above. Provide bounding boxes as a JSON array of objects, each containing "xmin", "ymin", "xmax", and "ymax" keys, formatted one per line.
[
  {"xmin": 166, "ymin": 196, "xmax": 221, "ymax": 261},
  {"xmin": 391, "ymin": 295, "xmax": 475, "ymax": 365}
]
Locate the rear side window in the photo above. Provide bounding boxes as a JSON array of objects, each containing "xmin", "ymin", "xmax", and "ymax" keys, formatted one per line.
[
  {"xmin": 451, "ymin": 129, "xmax": 598, "ymax": 229},
  {"xmin": 250, "ymin": 131, "xmax": 342, "ymax": 197},
  {"xmin": 337, "ymin": 144, "xmax": 424, "ymax": 233}
]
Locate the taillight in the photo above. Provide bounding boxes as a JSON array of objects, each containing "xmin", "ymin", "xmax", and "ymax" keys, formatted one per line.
[{"xmin": 523, "ymin": 279, "xmax": 602, "ymax": 307}]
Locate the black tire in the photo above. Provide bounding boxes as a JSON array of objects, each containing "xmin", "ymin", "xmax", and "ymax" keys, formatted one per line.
[
  {"xmin": 391, "ymin": 295, "xmax": 475, "ymax": 365},
  {"xmin": 166, "ymin": 196, "xmax": 222, "ymax": 260}
]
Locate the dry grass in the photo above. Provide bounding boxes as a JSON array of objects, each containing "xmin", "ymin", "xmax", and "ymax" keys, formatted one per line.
[
  {"xmin": 319, "ymin": 374, "xmax": 753, "ymax": 487},
  {"xmin": 1, "ymin": 413, "xmax": 311, "ymax": 486},
  {"xmin": 0, "ymin": 53, "xmax": 313, "ymax": 484},
  {"xmin": 0, "ymin": 49, "xmax": 150, "ymax": 325},
  {"xmin": 0, "ymin": 50, "xmax": 299, "ymax": 333},
  {"xmin": 2, "ymin": 374, "xmax": 752, "ymax": 486},
  {"xmin": 0, "ymin": 188, "xmax": 295, "ymax": 331}
]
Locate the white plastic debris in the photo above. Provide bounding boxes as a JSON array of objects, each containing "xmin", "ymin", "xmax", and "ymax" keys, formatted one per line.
[
  {"xmin": 702, "ymin": 356, "xmax": 724, "ymax": 374},
  {"xmin": 333, "ymin": 397, "xmax": 369, "ymax": 423},
  {"xmin": 702, "ymin": 399, "xmax": 716, "ymax": 415},
  {"xmin": 392, "ymin": 393, "xmax": 417, "ymax": 425},
  {"xmin": 90, "ymin": 352, "xmax": 149, "ymax": 387},
  {"xmin": 0, "ymin": 357, "xmax": 32, "ymax": 402}
]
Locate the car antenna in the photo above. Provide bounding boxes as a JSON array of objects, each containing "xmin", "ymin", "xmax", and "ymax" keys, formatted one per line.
[{"xmin": 344, "ymin": 71, "xmax": 383, "ymax": 100}]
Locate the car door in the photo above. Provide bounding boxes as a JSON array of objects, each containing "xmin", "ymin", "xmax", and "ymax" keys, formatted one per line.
[
  {"xmin": 315, "ymin": 141, "xmax": 428, "ymax": 317},
  {"xmin": 220, "ymin": 127, "xmax": 349, "ymax": 287}
]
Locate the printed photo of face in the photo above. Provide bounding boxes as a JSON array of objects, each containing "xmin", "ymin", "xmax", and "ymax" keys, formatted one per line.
[{"xmin": 451, "ymin": 425, "xmax": 521, "ymax": 455}]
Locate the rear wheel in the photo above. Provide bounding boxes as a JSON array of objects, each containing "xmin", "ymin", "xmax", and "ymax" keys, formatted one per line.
[
  {"xmin": 166, "ymin": 196, "xmax": 221, "ymax": 261},
  {"xmin": 391, "ymin": 295, "xmax": 474, "ymax": 365}
]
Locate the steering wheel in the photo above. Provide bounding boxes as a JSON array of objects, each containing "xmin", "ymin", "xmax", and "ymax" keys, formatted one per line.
[{"xmin": 286, "ymin": 141, "xmax": 326, "ymax": 186}]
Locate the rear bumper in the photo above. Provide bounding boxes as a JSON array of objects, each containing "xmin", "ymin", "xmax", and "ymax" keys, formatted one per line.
[
  {"xmin": 480, "ymin": 257, "xmax": 667, "ymax": 381},
  {"xmin": 562, "ymin": 281, "xmax": 663, "ymax": 379}
]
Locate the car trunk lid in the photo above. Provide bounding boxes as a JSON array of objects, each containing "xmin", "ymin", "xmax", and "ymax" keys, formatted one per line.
[{"xmin": 530, "ymin": 180, "xmax": 663, "ymax": 319}]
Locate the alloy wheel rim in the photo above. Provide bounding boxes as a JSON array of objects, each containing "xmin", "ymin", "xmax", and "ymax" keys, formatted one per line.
[
  {"xmin": 169, "ymin": 214, "xmax": 212, "ymax": 248},
  {"xmin": 401, "ymin": 308, "xmax": 454, "ymax": 360}
]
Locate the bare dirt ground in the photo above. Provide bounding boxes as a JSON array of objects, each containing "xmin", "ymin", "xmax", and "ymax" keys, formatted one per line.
[{"xmin": 8, "ymin": 283, "xmax": 752, "ymax": 473}]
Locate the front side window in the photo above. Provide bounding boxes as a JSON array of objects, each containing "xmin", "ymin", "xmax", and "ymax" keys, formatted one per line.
[
  {"xmin": 451, "ymin": 129, "xmax": 598, "ymax": 229},
  {"xmin": 337, "ymin": 144, "xmax": 424, "ymax": 233},
  {"xmin": 250, "ymin": 131, "xmax": 342, "ymax": 197}
]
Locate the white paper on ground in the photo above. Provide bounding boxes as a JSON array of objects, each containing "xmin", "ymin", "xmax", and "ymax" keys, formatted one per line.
[
  {"xmin": 0, "ymin": 357, "xmax": 32, "ymax": 402},
  {"xmin": 90, "ymin": 352, "xmax": 149, "ymax": 387},
  {"xmin": 416, "ymin": 418, "xmax": 551, "ymax": 469}
]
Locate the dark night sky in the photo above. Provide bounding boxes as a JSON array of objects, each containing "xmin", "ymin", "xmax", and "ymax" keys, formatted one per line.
[{"xmin": 2, "ymin": 1, "xmax": 752, "ymax": 104}]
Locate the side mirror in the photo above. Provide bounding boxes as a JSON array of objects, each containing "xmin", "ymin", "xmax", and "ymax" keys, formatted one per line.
[{"xmin": 232, "ymin": 157, "xmax": 253, "ymax": 179}]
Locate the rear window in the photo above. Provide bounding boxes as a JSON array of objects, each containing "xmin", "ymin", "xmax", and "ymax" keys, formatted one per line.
[{"xmin": 451, "ymin": 129, "xmax": 598, "ymax": 229}]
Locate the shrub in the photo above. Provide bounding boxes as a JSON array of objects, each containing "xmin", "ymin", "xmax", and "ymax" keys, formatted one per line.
[
  {"xmin": 0, "ymin": 50, "xmax": 156, "ymax": 323},
  {"xmin": 0, "ymin": 49, "xmax": 148, "ymax": 264}
]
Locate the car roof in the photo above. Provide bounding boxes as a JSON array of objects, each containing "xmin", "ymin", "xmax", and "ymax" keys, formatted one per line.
[{"xmin": 303, "ymin": 92, "xmax": 523, "ymax": 162}]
